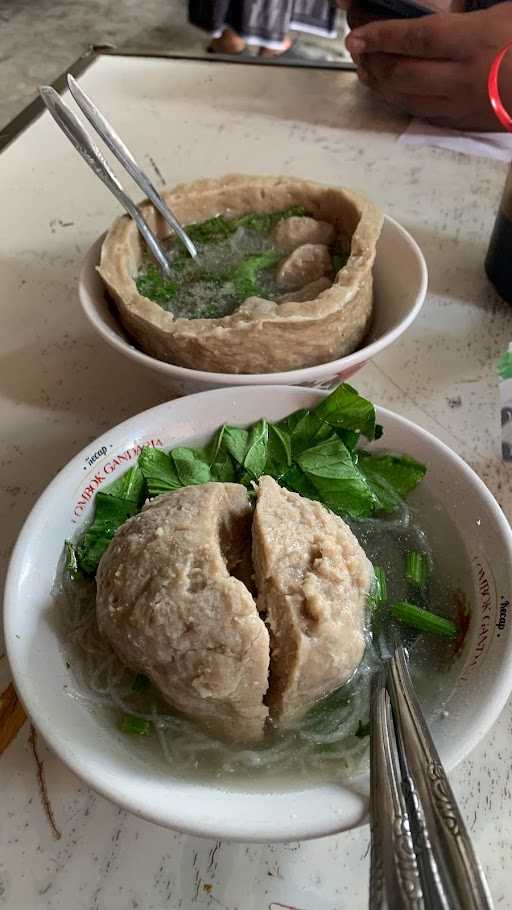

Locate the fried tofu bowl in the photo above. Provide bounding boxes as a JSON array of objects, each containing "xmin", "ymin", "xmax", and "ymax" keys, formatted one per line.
[{"xmin": 5, "ymin": 386, "xmax": 512, "ymax": 841}]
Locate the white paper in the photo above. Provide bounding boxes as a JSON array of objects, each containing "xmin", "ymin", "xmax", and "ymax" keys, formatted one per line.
[{"xmin": 399, "ymin": 118, "xmax": 512, "ymax": 162}]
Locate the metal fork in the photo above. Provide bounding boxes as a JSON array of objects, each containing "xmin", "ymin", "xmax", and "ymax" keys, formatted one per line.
[
  {"xmin": 370, "ymin": 643, "xmax": 494, "ymax": 910},
  {"xmin": 38, "ymin": 76, "xmax": 197, "ymax": 276}
]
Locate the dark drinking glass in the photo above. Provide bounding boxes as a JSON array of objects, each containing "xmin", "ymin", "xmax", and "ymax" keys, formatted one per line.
[{"xmin": 486, "ymin": 169, "xmax": 512, "ymax": 304}]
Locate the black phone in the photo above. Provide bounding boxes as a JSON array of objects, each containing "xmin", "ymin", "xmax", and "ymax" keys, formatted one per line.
[{"xmin": 357, "ymin": 0, "xmax": 435, "ymax": 19}]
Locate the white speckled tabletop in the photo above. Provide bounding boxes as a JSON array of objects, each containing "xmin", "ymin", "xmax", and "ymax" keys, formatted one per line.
[{"xmin": 1, "ymin": 53, "xmax": 511, "ymax": 910}]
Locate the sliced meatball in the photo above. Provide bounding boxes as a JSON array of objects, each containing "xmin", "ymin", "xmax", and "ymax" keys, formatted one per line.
[
  {"xmin": 273, "ymin": 216, "xmax": 336, "ymax": 252},
  {"xmin": 276, "ymin": 244, "xmax": 332, "ymax": 291},
  {"xmin": 253, "ymin": 475, "xmax": 372, "ymax": 726},
  {"xmin": 96, "ymin": 483, "xmax": 269, "ymax": 743},
  {"xmin": 278, "ymin": 276, "xmax": 331, "ymax": 304}
]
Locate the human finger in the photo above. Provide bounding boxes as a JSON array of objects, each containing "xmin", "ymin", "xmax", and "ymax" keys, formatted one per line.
[
  {"xmin": 346, "ymin": 12, "xmax": 473, "ymax": 60},
  {"xmin": 360, "ymin": 52, "xmax": 461, "ymax": 97},
  {"xmin": 379, "ymin": 87, "xmax": 458, "ymax": 120}
]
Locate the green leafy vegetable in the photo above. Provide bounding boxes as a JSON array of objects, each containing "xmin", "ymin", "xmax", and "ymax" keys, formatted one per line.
[
  {"xmin": 136, "ymin": 262, "xmax": 178, "ymax": 303},
  {"xmin": 206, "ymin": 425, "xmax": 225, "ymax": 463},
  {"xmin": 76, "ymin": 493, "xmax": 140, "ymax": 574},
  {"xmin": 206, "ymin": 426, "xmax": 237, "ymax": 482},
  {"xmin": 139, "ymin": 446, "xmax": 182, "ymax": 497},
  {"xmin": 280, "ymin": 463, "xmax": 321, "ymax": 502},
  {"xmin": 75, "ymin": 462, "xmax": 153, "ymax": 574},
  {"xmin": 230, "ymin": 249, "xmax": 283, "ymax": 299},
  {"xmin": 210, "ymin": 456, "xmax": 236, "ymax": 484},
  {"xmin": 102, "ymin": 464, "xmax": 146, "ymax": 505},
  {"xmin": 405, "ymin": 551, "xmax": 428, "ymax": 589},
  {"xmin": 283, "ymin": 409, "xmax": 332, "ymax": 457},
  {"xmin": 358, "ymin": 451, "xmax": 426, "ymax": 513},
  {"xmin": 243, "ymin": 419, "xmax": 269, "ymax": 478},
  {"xmin": 184, "ymin": 206, "xmax": 306, "ymax": 245},
  {"xmin": 70, "ymin": 384, "xmax": 427, "ymax": 579},
  {"xmin": 297, "ymin": 436, "xmax": 377, "ymax": 519},
  {"xmin": 314, "ymin": 383, "xmax": 377, "ymax": 441},
  {"xmin": 336, "ymin": 428, "xmax": 360, "ymax": 453},
  {"xmin": 222, "ymin": 426, "xmax": 250, "ymax": 466},
  {"xmin": 234, "ymin": 205, "xmax": 306, "ymax": 235},
  {"xmin": 186, "ymin": 214, "xmax": 235, "ymax": 245},
  {"xmin": 278, "ymin": 407, "xmax": 309, "ymax": 436},
  {"xmin": 391, "ymin": 601, "xmax": 457, "ymax": 639},
  {"xmin": 136, "ymin": 206, "xmax": 311, "ymax": 317},
  {"xmin": 119, "ymin": 715, "xmax": 151, "ymax": 735},
  {"xmin": 170, "ymin": 447, "xmax": 211, "ymax": 486},
  {"xmin": 265, "ymin": 423, "xmax": 292, "ymax": 478},
  {"xmin": 138, "ymin": 260, "xmax": 230, "ymax": 317}
]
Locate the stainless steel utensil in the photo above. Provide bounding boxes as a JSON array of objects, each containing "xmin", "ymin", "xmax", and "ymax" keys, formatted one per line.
[
  {"xmin": 38, "ymin": 81, "xmax": 197, "ymax": 276},
  {"xmin": 370, "ymin": 642, "xmax": 494, "ymax": 910}
]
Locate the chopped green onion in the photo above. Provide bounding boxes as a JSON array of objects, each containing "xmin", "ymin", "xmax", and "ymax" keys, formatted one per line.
[
  {"xmin": 64, "ymin": 540, "xmax": 79, "ymax": 579},
  {"xmin": 373, "ymin": 566, "xmax": 388, "ymax": 603},
  {"xmin": 405, "ymin": 551, "xmax": 428, "ymax": 589},
  {"xmin": 119, "ymin": 715, "xmax": 151, "ymax": 735},
  {"xmin": 132, "ymin": 673, "xmax": 151, "ymax": 693},
  {"xmin": 391, "ymin": 601, "xmax": 457, "ymax": 639}
]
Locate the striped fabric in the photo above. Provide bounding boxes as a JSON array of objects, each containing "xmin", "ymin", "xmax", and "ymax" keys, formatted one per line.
[{"xmin": 188, "ymin": 0, "xmax": 338, "ymax": 47}]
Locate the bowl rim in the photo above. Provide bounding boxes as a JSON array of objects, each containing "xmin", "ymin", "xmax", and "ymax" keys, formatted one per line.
[
  {"xmin": 79, "ymin": 213, "xmax": 428, "ymax": 384},
  {"xmin": 6, "ymin": 385, "xmax": 512, "ymax": 842}
]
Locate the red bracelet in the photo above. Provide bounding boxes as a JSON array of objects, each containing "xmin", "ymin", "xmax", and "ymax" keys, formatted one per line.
[{"xmin": 488, "ymin": 42, "xmax": 512, "ymax": 131}]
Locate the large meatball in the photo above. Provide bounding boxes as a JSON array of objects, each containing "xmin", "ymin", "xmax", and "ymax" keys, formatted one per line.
[
  {"xmin": 96, "ymin": 483, "xmax": 269, "ymax": 743},
  {"xmin": 96, "ymin": 474, "xmax": 372, "ymax": 743},
  {"xmin": 253, "ymin": 476, "xmax": 372, "ymax": 726}
]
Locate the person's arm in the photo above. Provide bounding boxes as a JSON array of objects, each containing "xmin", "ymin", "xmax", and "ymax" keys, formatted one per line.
[{"xmin": 344, "ymin": 2, "xmax": 512, "ymax": 129}]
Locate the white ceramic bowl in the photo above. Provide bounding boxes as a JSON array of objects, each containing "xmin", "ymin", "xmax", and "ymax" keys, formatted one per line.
[
  {"xmin": 79, "ymin": 215, "xmax": 427, "ymax": 395},
  {"xmin": 5, "ymin": 386, "xmax": 512, "ymax": 842}
]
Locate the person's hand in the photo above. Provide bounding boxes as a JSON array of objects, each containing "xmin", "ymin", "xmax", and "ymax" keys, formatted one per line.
[{"xmin": 344, "ymin": 3, "xmax": 512, "ymax": 130}]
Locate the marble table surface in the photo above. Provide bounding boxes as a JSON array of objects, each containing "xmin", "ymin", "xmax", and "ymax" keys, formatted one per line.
[{"xmin": 1, "ymin": 53, "xmax": 511, "ymax": 910}]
